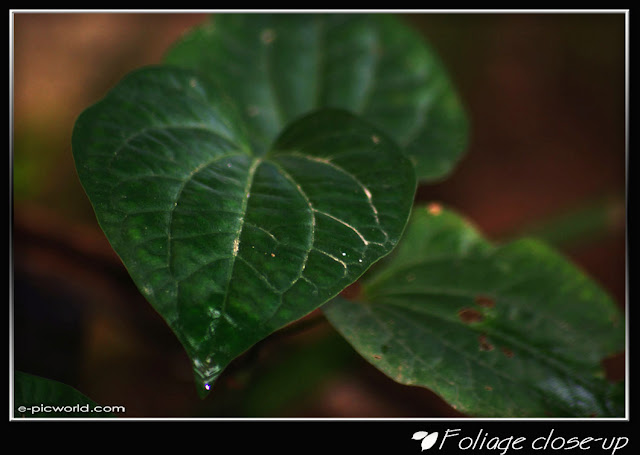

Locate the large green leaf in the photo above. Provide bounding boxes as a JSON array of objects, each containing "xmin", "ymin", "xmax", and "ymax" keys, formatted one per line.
[
  {"xmin": 165, "ymin": 13, "xmax": 468, "ymax": 182},
  {"xmin": 14, "ymin": 372, "xmax": 112, "ymax": 418},
  {"xmin": 72, "ymin": 66, "xmax": 416, "ymax": 395},
  {"xmin": 323, "ymin": 205, "xmax": 625, "ymax": 417}
]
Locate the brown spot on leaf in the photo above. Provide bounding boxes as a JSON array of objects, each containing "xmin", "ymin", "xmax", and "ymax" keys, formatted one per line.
[
  {"xmin": 458, "ymin": 308, "xmax": 484, "ymax": 324},
  {"xmin": 475, "ymin": 295, "xmax": 495, "ymax": 308},
  {"xmin": 478, "ymin": 334, "xmax": 494, "ymax": 351},
  {"xmin": 501, "ymin": 347, "xmax": 514, "ymax": 358},
  {"xmin": 484, "ymin": 385, "xmax": 493, "ymax": 391},
  {"xmin": 373, "ymin": 354, "xmax": 382, "ymax": 360}
]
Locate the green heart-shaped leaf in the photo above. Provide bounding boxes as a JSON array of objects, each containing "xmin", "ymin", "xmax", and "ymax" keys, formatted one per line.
[
  {"xmin": 165, "ymin": 13, "xmax": 468, "ymax": 182},
  {"xmin": 72, "ymin": 66, "xmax": 416, "ymax": 394},
  {"xmin": 324, "ymin": 206, "xmax": 625, "ymax": 417}
]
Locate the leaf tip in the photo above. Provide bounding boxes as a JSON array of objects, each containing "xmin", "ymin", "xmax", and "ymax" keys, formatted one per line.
[{"xmin": 195, "ymin": 379, "xmax": 216, "ymax": 399}]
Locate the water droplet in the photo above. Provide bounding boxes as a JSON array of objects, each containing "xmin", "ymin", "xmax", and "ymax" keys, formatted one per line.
[
  {"xmin": 194, "ymin": 359, "xmax": 223, "ymax": 395},
  {"xmin": 358, "ymin": 259, "xmax": 363, "ymax": 263},
  {"xmin": 342, "ymin": 252, "xmax": 347, "ymax": 256}
]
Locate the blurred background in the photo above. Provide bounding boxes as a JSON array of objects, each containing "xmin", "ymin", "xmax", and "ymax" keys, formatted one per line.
[{"xmin": 11, "ymin": 11, "xmax": 626, "ymax": 418}]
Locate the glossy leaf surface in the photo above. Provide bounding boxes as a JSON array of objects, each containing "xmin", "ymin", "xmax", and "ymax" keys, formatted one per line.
[
  {"xmin": 165, "ymin": 13, "xmax": 468, "ymax": 181},
  {"xmin": 72, "ymin": 67, "xmax": 416, "ymax": 394},
  {"xmin": 324, "ymin": 206, "xmax": 625, "ymax": 417}
]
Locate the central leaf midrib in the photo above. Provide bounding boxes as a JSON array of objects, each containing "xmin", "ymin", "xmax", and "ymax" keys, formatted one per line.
[
  {"xmin": 219, "ymin": 157, "xmax": 263, "ymax": 318},
  {"xmin": 164, "ymin": 121, "xmax": 385, "ymax": 328},
  {"xmin": 166, "ymin": 151, "xmax": 249, "ymax": 276}
]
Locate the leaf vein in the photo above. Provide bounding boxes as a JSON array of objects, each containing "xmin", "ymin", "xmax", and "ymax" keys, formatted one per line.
[{"xmin": 220, "ymin": 158, "xmax": 263, "ymax": 317}]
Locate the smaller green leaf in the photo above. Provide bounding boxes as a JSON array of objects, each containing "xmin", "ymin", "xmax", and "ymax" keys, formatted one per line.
[
  {"xmin": 13, "ymin": 372, "xmax": 112, "ymax": 418},
  {"xmin": 324, "ymin": 205, "xmax": 625, "ymax": 417}
]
